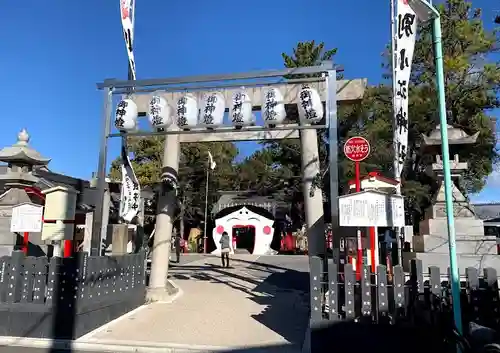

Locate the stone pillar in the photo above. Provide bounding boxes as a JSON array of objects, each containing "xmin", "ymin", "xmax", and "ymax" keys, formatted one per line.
[
  {"xmin": 82, "ymin": 211, "xmax": 93, "ymax": 253},
  {"xmin": 111, "ymin": 224, "xmax": 129, "ymax": 255},
  {"xmin": 147, "ymin": 131, "xmax": 180, "ymax": 300},
  {"xmin": 300, "ymin": 128, "xmax": 326, "ymax": 257}
]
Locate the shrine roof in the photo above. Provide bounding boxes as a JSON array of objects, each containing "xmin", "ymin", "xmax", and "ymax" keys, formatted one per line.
[
  {"xmin": 212, "ymin": 191, "xmax": 289, "ymax": 216},
  {"xmin": 473, "ymin": 203, "xmax": 500, "ymax": 221},
  {"xmin": 347, "ymin": 172, "xmax": 399, "ymax": 186}
]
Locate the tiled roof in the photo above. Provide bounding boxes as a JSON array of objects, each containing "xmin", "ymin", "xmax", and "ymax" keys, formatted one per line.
[{"xmin": 473, "ymin": 203, "xmax": 500, "ymax": 221}]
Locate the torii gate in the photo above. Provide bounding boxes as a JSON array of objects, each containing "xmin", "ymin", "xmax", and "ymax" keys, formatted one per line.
[{"xmin": 93, "ymin": 63, "xmax": 366, "ymax": 301}]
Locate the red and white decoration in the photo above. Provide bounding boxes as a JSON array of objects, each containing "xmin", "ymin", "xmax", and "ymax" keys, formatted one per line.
[{"xmin": 212, "ymin": 206, "xmax": 274, "ymax": 255}]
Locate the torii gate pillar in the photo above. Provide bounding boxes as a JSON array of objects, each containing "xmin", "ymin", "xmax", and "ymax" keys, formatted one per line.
[
  {"xmin": 147, "ymin": 130, "xmax": 180, "ymax": 300},
  {"xmin": 300, "ymin": 127, "xmax": 326, "ymax": 257}
]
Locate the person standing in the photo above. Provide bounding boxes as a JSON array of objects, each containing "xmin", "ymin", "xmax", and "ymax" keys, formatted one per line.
[{"xmin": 219, "ymin": 231, "xmax": 231, "ymax": 268}]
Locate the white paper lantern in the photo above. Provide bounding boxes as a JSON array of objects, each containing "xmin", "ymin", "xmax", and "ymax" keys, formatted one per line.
[
  {"xmin": 198, "ymin": 92, "xmax": 225, "ymax": 128},
  {"xmin": 115, "ymin": 99, "xmax": 138, "ymax": 131},
  {"xmin": 261, "ymin": 87, "xmax": 286, "ymax": 126},
  {"xmin": 297, "ymin": 86, "xmax": 324, "ymax": 123},
  {"xmin": 176, "ymin": 94, "xmax": 198, "ymax": 129},
  {"xmin": 230, "ymin": 91, "xmax": 254, "ymax": 128},
  {"xmin": 148, "ymin": 95, "xmax": 172, "ymax": 129}
]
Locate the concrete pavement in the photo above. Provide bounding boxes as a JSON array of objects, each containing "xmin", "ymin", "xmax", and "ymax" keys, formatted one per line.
[
  {"xmin": 81, "ymin": 254, "xmax": 309, "ymax": 352},
  {"xmin": 0, "ymin": 348, "xmax": 101, "ymax": 353}
]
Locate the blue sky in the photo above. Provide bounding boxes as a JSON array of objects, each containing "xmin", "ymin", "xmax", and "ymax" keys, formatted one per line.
[{"xmin": 0, "ymin": 0, "xmax": 497, "ymax": 201}]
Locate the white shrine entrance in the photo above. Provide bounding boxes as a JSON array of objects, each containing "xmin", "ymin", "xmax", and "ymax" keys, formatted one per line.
[{"xmin": 212, "ymin": 206, "xmax": 275, "ymax": 255}]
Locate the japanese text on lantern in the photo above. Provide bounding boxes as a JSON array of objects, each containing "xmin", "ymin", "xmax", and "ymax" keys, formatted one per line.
[
  {"xmin": 149, "ymin": 96, "xmax": 162, "ymax": 126},
  {"xmin": 232, "ymin": 93, "xmax": 244, "ymax": 123},
  {"xmin": 264, "ymin": 89, "xmax": 277, "ymax": 121},
  {"xmin": 115, "ymin": 100, "xmax": 128, "ymax": 128},
  {"xmin": 177, "ymin": 97, "xmax": 187, "ymax": 126},
  {"xmin": 203, "ymin": 94, "xmax": 217, "ymax": 125},
  {"xmin": 299, "ymin": 87, "xmax": 318, "ymax": 121}
]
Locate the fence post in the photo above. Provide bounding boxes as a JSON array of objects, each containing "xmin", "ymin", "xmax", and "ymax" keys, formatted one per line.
[
  {"xmin": 392, "ymin": 265, "xmax": 405, "ymax": 321},
  {"xmin": 466, "ymin": 267, "xmax": 480, "ymax": 323},
  {"xmin": 410, "ymin": 259, "xmax": 424, "ymax": 305},
  {"xmin": 308, "ymin": 256, "xmax": 323, "ymax": 353},
  {"xmin": 483, "ymin": 268, "xmax": 499, "ymax": 327},
  {"xmin": 21, "ymin": 257, "xmax": 36, "ymax": 303},
  {"xmin": 344, "ymin": 264, "xmax": 355, "ymax": 320},
  {"xmin": 376, "ymin": 265, "xmax": 388, "ymax": 322},
  {"xmin": 32, "ymin": 257, "xmax": 48, "ymax": 304},
  {"xmin": 327, "ymin": 259, "xmax": 339, "ymax": 321},
  {"xmin": 76, "ymin": 252, "xmax": 89, "ymax": 308},
  {"xmin": 309, "ymin": 256, "xmax": 323, "ymax": 325},
  {"xmin": 361, "ymin": 265, "xmax": 371, "ymax": 318},
  {"xmin": 429, "ymin": 266, "xmax": 441, "ymax": 323},
  {"xmin": 7, "ymin": 251, "xmax": 24, "ymax": 303},
  {"xmin": 46, "ymin": 256, "xmax": 60, "ymax": 307},
  {"xmin": 0, "ymin": 257, "xmax": 8, "ymax": 302}
]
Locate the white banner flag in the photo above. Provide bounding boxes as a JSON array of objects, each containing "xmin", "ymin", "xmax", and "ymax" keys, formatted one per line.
[
  {"xmin": 118, "ymin": 0, "xmax": 140, "ymax": 223},
  {"xmin": 393, "ymin": 0, "xmax": 417, "ymax": 178},
  {"xmin": 207, "ymin": 151, "xmax": 216, "ymax": 170},
  {"xmin": 119, "ymin": 136, "xmax": 141, "ymax": 223},
  {"xmin": 120, "ymin": 0, "xmax": 136, "ymax": 80}
]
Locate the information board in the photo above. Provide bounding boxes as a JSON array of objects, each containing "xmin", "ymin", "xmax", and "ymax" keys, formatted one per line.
[
  {"xmin": 339, "ymin": 191, "xmax": 405, "ymax": 227},
  {"xmin": 10, "ymin": 203, "xmax": 43, "ymax": 233}
]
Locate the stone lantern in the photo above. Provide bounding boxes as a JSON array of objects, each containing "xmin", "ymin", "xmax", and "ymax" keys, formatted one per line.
[
  {"xmin": 404, "ymin": 124, "xmax": 500, "ymax": 273},
  {"xmin": 0, "ymin": 129, "xmax": 51, "ymax": 189},
  {"xmin": 0, "ymin": 129, "xmax": 51, "ymax": 256}
]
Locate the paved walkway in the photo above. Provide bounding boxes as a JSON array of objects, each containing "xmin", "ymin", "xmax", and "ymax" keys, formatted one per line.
[{"xmin": 80, "ymin": 255, "xmax": 309, "ymax": 351}]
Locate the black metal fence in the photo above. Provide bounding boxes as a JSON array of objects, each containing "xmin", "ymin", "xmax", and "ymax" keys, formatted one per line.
[
  {"xmin": 0, "ymin": 250, "xmax": 146, "ymax": 339},
  {"xmin": 308, "ymin": 256, "xmax": 500, "ymax": 352}
]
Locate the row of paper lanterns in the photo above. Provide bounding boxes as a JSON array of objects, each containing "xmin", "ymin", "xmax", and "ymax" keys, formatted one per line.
[{"xmin": 114, "ymin": 85, "xmax": 324, "ymax": 132}]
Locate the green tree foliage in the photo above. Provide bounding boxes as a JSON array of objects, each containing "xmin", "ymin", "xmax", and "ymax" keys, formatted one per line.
[
  {"xmin": 178, "ymin": 141, "xmax": 238, "ymax": 221},
  {"xmin": 109, "ymin": 137, "xmax": 238, "ymax": 224}
]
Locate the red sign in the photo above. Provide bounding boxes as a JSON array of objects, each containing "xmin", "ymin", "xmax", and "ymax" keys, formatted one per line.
[{"xmin": 344, "ymin": 136, "xmax": 370, "ymax": 162}]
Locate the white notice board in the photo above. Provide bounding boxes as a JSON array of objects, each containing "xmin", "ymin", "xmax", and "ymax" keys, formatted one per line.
[
  {"xmin": 10, "ymin": 203, "xmax": 44, "ymax": 233},
  {"xmin": 339, "ymin": 191, "xmax": 405, "ymax": 227}
]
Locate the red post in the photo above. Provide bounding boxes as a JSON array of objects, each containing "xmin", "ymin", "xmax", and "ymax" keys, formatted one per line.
[
  {"xmin": 23, "ymin": 232, "xmax": 29, "ymax": 254},
  {"xmin": 355, "ymin": 161, "xmax": 361, "ymax": 192},
  {"xmin": 64, "ymin": 240, "xmax": 73, "ymax": 258},
  {"xmin": 369, "ymin": 227, "xmax": 376, "ymax": 273},
  {"xmin": 355, "ymin": 161, "xmax": 363, "ymax": 280}
]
